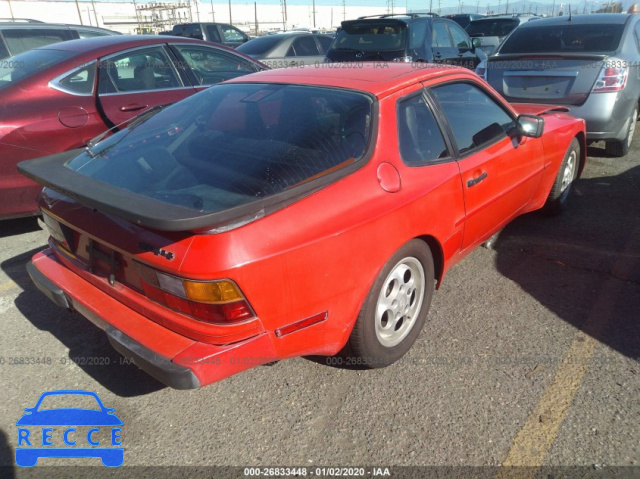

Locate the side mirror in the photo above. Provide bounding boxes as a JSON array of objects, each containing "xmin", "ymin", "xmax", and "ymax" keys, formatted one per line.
[
  {"xmin": 517, "ymin": 114, "xmax": 544, "ymax": 138},
  {"xmin": 472, "ymin": 37, "xmax": 482, "ymax": 49}
]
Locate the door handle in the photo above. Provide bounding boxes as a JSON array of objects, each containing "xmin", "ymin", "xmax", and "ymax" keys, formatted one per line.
[
  {"xmin": 119, "ymin": 104, "xmax": 148, "ymax": 112},
  {"xmin": 467, "ymin": 171, "xmax": 488, "ymax": 187}
]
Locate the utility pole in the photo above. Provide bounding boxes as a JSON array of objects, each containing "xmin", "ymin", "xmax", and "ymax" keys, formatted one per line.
[
  {"xmin": 312, "ymin": 0, "xmax": 316, "ymax": 28},
  {"xmin": 229, "ymin": 0, "xmax": 232, "ymax": 24},
  {"xmin": 282, "ymin": 0, "xmax": 287, "ymax": 30},
  {"xmin": 75, "ymin": 0, "xmax": 83, "ymax": 24},
  {"xmin": 505, "ymin": 0, "xmax": 509, "ymax": 13},
  {"xmin": 254, "ymin": 2, "xmax": 258, "ymax": 35},
  {"xmin": 92, "ymin": 0, "xmax": 99, "ymax": 26},
  {"xmin": 210, "ymin": 0, "xmax": 216, "ymax": 22}
]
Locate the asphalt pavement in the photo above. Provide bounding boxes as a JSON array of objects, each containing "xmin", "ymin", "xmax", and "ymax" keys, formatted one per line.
[{"xmin": 0, "ymin": 137, "xmax": 638, "ymax": 478}]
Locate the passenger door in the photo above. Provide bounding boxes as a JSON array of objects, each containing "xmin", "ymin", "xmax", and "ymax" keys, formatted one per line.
[
  {"xmin": 428, "ymin": 81, "xmax": 544, "ymax": 250},
  {"xmin": 430, "ymin": 21, "xmax": 457, "ymax": 64},
  {"xmin": 96, "ymin": 45, "xmax": 196, "ymax": 127},
  {"xmin": 447, "ymin": 22, "xmax": 479, "ymax": 69}
]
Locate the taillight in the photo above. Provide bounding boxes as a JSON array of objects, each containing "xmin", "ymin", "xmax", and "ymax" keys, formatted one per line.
[
  {"xmin": 592, "ymin": 64, "xmax": 628, "ymax": 92},
  {"xmin": 134, "ymin": 262, "xmax": 255, "ymax": 324}
]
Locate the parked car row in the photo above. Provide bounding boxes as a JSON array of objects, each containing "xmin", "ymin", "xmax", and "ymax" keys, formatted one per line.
[{"xmin": 3, "ymin": 13, "xmax": 636, "ymax": 390}]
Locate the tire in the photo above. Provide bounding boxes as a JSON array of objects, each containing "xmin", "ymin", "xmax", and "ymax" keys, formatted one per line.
[
  {"xmin": 605, "ymin": 105, "xmax": 637, "ymax": 157},
  {"xmin": 544, "ymin": 138, "xmax": 580, "ymax": 216},
  {"xmin": 344, "ymin": 240, "xmax": 434, "ymax": 368}
]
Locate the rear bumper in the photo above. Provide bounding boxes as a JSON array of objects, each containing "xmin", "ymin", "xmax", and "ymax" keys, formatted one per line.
[
  {"xmin": 28, "ymin": 249, "xmax": 278, "ymax": 389},
  {"xmin": 564, "ymin": 91, "xmax": 634, "ymax": 141}
]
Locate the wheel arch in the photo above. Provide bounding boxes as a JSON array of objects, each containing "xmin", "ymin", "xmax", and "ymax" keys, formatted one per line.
[
  {"xmin": 575, "ymin": 130, "xmax": 587, "ymax": 178},
  {"xmin": 416, "ymin": 234, "xmax": 445, "ymax": 290}
]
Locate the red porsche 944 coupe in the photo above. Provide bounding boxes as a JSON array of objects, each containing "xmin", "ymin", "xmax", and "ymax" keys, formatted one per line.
[{"xmin": 20, "ymin": 63, "xmax": 586, "ymax": 389}]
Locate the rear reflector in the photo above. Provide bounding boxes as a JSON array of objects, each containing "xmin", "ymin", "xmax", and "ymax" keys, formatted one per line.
[{"xmin": 275, "ymin": 312, "xmax": 328, "ymax": 337}]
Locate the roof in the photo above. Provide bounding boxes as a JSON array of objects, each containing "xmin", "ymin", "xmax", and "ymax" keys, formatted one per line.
[
  {"xmin": 226, "ymin": 62, "xmax": 472, "ymax": 98},
  {"xmin": 32, "ymin": 34, "xmax": 235, "ymax": 54}
]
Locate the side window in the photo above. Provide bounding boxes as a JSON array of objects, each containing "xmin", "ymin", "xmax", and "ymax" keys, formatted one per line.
[
  {"xmin": 430, "ymin": 82, "xmax": 515, "ymax": 154},
  {"xmin": 409, "ymin": 22, "xmax": 427, "ymax": 49},
  {"xmin": 98, "ymin": 47, "xmax": 181, "ymax": 93},
  {"xmin": 397, "ymin": 93, "xmax": 449, "ymax": 165},
  {"xmin": 184, "ymin": 24, "xmax": 203, "ymax": 40},
  {"xmin": 448, "ymin": 24, "xmax": 470, "ymax": 49},
  {"xmin": 432, "ymin": 23, "xmax": 452, "ymax": 48},
  {"xmin": 2, "ymin": 28, "xmax": 72, "ymax": 55},
  {"xmin": 172, "ymin": 44, "xmax": 258, "ymax": 84},
  {"xmin": 52, "ymin": 62, "xmax": 96, "ymax": 95},
  {"xmin": 221, "ymin": 26, "xmax": 245, "ymax": 42},
  {"xmin": 316, "ymin": 35, "xmax": 333, "ymax": 53},
  {"xmin": 288, "ymin": 36, "xmax": 321, "ymax": 57}
]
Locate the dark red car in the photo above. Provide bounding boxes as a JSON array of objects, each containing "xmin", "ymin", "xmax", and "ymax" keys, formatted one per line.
[
  {"xmin": 21, "ymin": 64, "xmax": 585, "ymax": 389},
  {"xmin": 0, "ymin": 35, "xmax": 264, "ymax": 220}
]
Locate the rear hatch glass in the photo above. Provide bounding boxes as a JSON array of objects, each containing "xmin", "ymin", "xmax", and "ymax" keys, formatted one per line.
[
  {"xmin": 466, "ymin": 19, "xmax": 520, "ymax": 38},
  {"xmin": 487, "ymin": 23, "xmax": 624, "ymax": 105},
  {"xmin": 330, "ymin": 20, "xmax": 407, "ymax": 60},
  {"xmin": 20, "ymin": 83, "xmax": 373, "ymax": 231}
]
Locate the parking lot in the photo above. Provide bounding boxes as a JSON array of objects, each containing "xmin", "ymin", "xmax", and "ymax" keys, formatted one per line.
[{"xmin": 0, "ymin": 135, "xmax": 638, "ymax": 477}]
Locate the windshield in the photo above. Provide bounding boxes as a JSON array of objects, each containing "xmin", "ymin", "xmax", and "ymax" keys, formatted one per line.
[
  {"xmin": 334, "ymin": 22, "xmax": 407, "ymax": 52},
  {"xmin": 466, "ymin": 19, "xmax": 519, "ymax": 37},
  {"xmin": 0, "ymin": 48, "xmax": 75, "ymax": 89},
  {"xmin": 66, "ymin": 83, "xmax": 373, "ymax": 215},
  {"xmin": 499, "ymin": 23, "xmax": 625, "ymax": 54}
]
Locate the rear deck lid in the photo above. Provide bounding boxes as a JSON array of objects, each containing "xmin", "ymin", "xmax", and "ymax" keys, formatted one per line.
[{"xmin": 487, "ymin": 22, "xmax": 624, "ymax": 105}]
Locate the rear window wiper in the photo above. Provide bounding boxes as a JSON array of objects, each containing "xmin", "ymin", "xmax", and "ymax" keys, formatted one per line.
[{"xmin": 85, "ymin": 105, "xmax": 168, "ymax": 158}]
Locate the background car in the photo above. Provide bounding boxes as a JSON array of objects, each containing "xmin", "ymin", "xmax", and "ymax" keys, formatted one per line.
[
  {"xmin": 325, "ymin": 13, "xmax": 486, "ymax": 69},
  {"xmin": 0, "ymin": 20, "xmax": 119, "ymax": 59},
  {"xmin": 0, "ymin": 35, "xmax": 265, "ymax": 220},
  {"xmin": 237, "ymin": 32, "xmax": 332, "ymax": 68},
  {"xmin": 465, "ymin": 14, "xmax": 539, "ymax": 55},
  {"xmin": 482, "ymin": 13, "xmax": 640, "ymax": 157},
  {"xmin": 168, "ymin": 22, "xmax": 249, "ymax": 48},
  {"xmin": 21, "ymin": 63, "xmax": 584, "ymax": 389}
]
